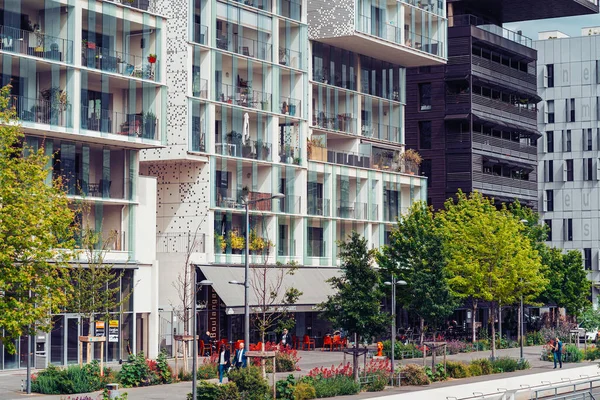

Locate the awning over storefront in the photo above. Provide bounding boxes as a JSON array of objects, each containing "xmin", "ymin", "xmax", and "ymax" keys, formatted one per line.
[{"xmin": 196, "ymin": 265, "xmax": 341, "ymax": 314}]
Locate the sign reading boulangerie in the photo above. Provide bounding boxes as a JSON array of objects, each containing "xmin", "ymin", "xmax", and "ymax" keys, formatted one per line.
[{"xmin": 109, "ymin": 320, "xmax": 119, "ymax": 343}]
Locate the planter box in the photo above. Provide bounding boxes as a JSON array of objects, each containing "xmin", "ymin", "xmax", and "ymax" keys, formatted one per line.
[{"xmin": 310, "ymin": 146, "xmax": 327, "ymax": 162}]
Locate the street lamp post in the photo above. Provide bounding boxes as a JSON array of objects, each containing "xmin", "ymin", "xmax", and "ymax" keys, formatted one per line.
[
  {"xmin": 229, "ymin": 193, "xmax": 285, "ymax": 348},
  {"xmin": 192, "ymin": 274, "xmax": 213, "ymax": 400},
  {"xmin": 384, "ymin": 276, "xmax": 407, "ymax": 384},
  {"xmin": 519, "ymin": 219, "xmax": 528, "ymax": 360}
]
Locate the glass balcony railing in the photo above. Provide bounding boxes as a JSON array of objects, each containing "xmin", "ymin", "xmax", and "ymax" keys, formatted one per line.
[
  {"xmin": 216, "ymin": 30, "xmax": 272, "ymax": 61},
  {"xmin": 307, "ymin": 239, "xmax": 326, "ymax": 257},
  {"xmin": 307, "ymin": 197, "xmax": 331, "ymax": 216},
  {"xmin": 116, "ymin": 0, "xmax": 157, "ymax": 13},
  {"xmin": 214, "ymin": 139, "xmax": 272, "ymax": 161},
  {"xmin": 401, "ymin": 0, "xmax": 445, "ymax": 16},
  {"xmin": 279, "ymin": 146, "xmax": 301, "ymax": 165},
  {"xmin": 278, "ymin": 239, "xmax": 296, "ymax": 257},
  {"xmin": 371, "ymin": 150, "xmax": 419, "ymax": 174},
  {"xmin": 9, "ymin": 95, "xmax": 72, "ymax": 128},
  {"xmin": 449, "ymin": 14, "xmax": 533, "ymax": 48},
  {"xmin": 328, "ymin": 149, "xmax": 371, "ymax": 168},
  {"xmin": 361, "ymin": 123, "xmax": 401, "ymax": 143},
  {"xmin": 193, "ymin": 23, "xmax": 208, "ymax": 45},
  {"xmin": 278, "ymin": 0, "xmax": 302, "ymax": 21},
  {"xmin": 81, "ymin": 107, "xmax": 158, "ymax": 140},
  {"xmin": 336, "ymin": 200, "xmax": 368, "ymax": 219},
  {"xmin": 312, "ymin": 111, "xmax": 356, "ymax": 134},
  {"xmin": 215, "ymin": 82, "xmax": 272, "ymax": 111},
  {"xmin": 82, "ymin": 46, "xmax": 158, "ymax": 81},
  {"xmin": 404, "ymin": 30, "xmax": 442, "ymax": 56},
  {"xmin": 278, "ymin": 47, "xmax": 302, "ymax": 69},
  {"xmin": 277, "ymin": 195, "xmax": 301, "ymax": 213},
  {"xmin": 193, "ymin": 77, "xmax": 208, "ymax": 98},
  {"xmin": 231, "ymin": 0, "xmax": 272, "ymax": 12},
  {"xmin": 280, "ymin": 96, "xmax": 301, "ymax": 116},
  {"xmin": 0, "ymin": 25, "xmax": 73, "ymax": 63}
]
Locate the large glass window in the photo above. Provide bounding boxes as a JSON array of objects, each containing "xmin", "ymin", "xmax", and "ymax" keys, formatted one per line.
[
  {"xmin": 312, "ymin": 42, "xmax": 356, "ymax": 90},
  {"xmin": 360, "ymin": 55, "xmax": 405, "ymax": 101}
]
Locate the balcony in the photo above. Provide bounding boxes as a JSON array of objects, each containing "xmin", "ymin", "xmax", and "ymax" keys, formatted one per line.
[
  {"xmin": 193, "ymin": 24, "xmax": 208, "ymax": 45},
  {"xmin": 278, "ymin": 239, "xmax": 296, "ymax": 257},
  {"xmin": 307, "ymin": 197, "xmax": 331, "ymax": 216},
  {"xmin": 279, "ymin": 146, "xmax": 301, "ymax": 165},
  {"xmin": 362, "ymin": 123, "xmax": 400, "ymax": 143},
  {"xmin": 336, "ymin": 200, "xmax": 368, "ymax": 220},
  {"xmin": 229, "ymin": 0, "xmax": 272, "ymax": 12},
  {"xmin": 279, "ymin": 0, "xmax": 302, "ymax": 20},
  {"xmin": 277, "ymin": 195, "xmax": 301, "ymax": 213},
  {"xmin": 81, "ymin": 107, "xmax": 159, "ymax": 140},
  {"xmin": 449, "ymin": 15, "xmax": 533, "ymax": 49},
  {"xmin": 473, "ymin": 133, "xmax": 537, "ymax": 157},
  {"xmin": 472, "ymin": 94, "xmax": 537, "ymax": 120},
  {"xmin": 111, "ymin": 0, "xmax": 157, "ymax": 13},
  {"xmin": 307, "ymin": 240, "xmax": 326, "ymax": 257},
  {"xmin": 156, "ymin": 232, "xmax": 205, "ymax": 253},
  {"xmin": 280, "ymin": 97, "xmax": 301, "ymax": 117},
  {"xmin": 193, "ymin": 77, "xmax": 208, "ymax": 98},
  {"xmin": 10, "ymin": 95, "xmax": 72, "ymax": 128},
  {"xmin": 214, "ymin": 139, "xmax": 272, "ymax": 162},
  {"xmin": 216, "ymin": 30, "xmax": 272, "ymax": 61},
  {"xmin": 81, "ymin": 45, "xmax": 159, "ymax": 82},
  {"xmin": 215, "ymin": 82, "xmax": 271, "ymax": 112},
  {"xmin": 371, "ymin": 150, "xmax": 420, "ymax": 175},
  {"xmin": 326, "ymin": 149, "xmax": 371, "ymax": 168},
  {"xmin": 278, "ymin": 47, "xmax": 303, "ymax": 69},
  {"xmin": 471, "ymin": 55, "xmax": 536, "ymax": 88},
  {"xmin": 0, "ymin": 25, "xmax": 73, "ymax": 63},
  {"xmin": 216, "ymin": 190, "xmax": 275, "ymax": 211},
  {"xmin": 472, "ymin": 171, "xmax": 538, "ymax": 200},
  {"xmin": 312, "ymin": 111, "xmax": 356, "ymax": 135}
]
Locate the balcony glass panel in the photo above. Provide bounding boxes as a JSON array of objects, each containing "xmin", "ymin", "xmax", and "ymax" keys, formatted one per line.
[
  {"xmin": 361, "ymin": 96, "xmax": 402, "ymax": 143},
  {"xmin": 191, "ymin": 100, "xmax": 207, "ymax": 152},
  {"xmin": 212, "ymin": 162, "xmax": 273, "ymax": 211},
  {"xmin": 312, "ymin": 42, "xmax": 356, "ymax": 90},
  {"xmin": 448, "ymin": 15, "xmax": 533, "ymax": 48},
  {"xmin": 214, "ymin": 105, "xmax": 271, "ymax": 161},
  {"xmin": 278, "ymin": 0, "xmax": 302, "ymax": 20},
  {"xmin": 359, "ymin": 55, "xmax": 405, "ymax": 102}
]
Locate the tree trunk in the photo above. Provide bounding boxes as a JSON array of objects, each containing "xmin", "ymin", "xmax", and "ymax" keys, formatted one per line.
[
  {"xmin": 419, "ymin": 317, "xmax": 425, "ymax": 346},
  {"xmin": 498, "ymin": 304, "xmax": 502, "ymax": 340},
  {"xmin": 472, "ymin": 301, "xmax": 478, "ymax": 343},
  {"xmin": 353, "ymin": 332, "xmax": 359, "ymax": 383},
  {"xmin": 490, "ymin": 303, "xmax": 496, "ymax": 359},
  {"xmin": 261, "ymin": 329, "xmax": 266, "ymax": 378},
  {"xmin": 556, "ymin": 307, "xmax": 560, "ymax": 328}
]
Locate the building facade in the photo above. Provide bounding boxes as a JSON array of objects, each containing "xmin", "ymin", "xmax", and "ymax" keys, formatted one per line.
[
  {"xmin": 536, "ymin": 29, "xmax": 600, "ymax": 303},
  {"xmin": 405, "ymin": 0, "xmax": 598, "ymax": 210},
  {"xmin": 140, "ymin": 0, "xmax": 446, "ymax": 349},
  {"xmin": 0, "ymin": 0, "xmax": 166, "ymax": 369}
]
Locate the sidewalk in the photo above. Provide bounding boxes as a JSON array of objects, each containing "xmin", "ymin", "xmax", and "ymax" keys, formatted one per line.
[{"xmin": 0, "ymin": 345, "xmax": 590, "ymax": 400}]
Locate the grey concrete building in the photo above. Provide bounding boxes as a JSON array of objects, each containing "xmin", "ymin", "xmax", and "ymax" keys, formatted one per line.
[{"xmin": 536, "ymin": 29, "xmax": 600, "ymax": 301}]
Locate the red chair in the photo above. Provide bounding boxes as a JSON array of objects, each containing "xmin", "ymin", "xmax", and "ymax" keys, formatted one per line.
[
  {"xmin": 302, "ymin": 335, "xmax": 315, "ymax": 350},
  {"xmin": 322, "ymin": 335, "xmax": 333, "ymax": 351},
  {"xmin": 341, "ymin": 337, "xmax": 348, "ymax": 349},
  {"xmin": 200, "ymin": 340, "xmax": 213, "ymax": 357},
  {"xmin": 292, "ymin": 335, "xmax": 299, "ymax": 349},
  {"xmin": 332, "ymin": 335, "xmax": 342, "ymax": 351}
]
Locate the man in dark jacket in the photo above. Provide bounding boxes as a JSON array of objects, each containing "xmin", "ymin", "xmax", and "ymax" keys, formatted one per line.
[
  {"xmin": 280, "ymin": 328, "xmax": 292, "ymax": 348},
  {"xmin": 234, "ymin": 342, "xmax": 247, "ymax": 368}
]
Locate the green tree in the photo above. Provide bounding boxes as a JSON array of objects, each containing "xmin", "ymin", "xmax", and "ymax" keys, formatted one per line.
[
  {"xmin": 319, "ymin": 231, "xmax": 388, "ymax": 381},
  {"xmin": 0, "ymin": 85, "xmax": 76, "ymax": 352},
  {"xmin": 378, "ymin": 202, "xmax": 458, "ymax": 344},
  {"xmin": 437, "ymin": 191, "xmax": 546, "ymax": 357},
  {"xmin": 560, "ymin": 250, "xmax": 590, "ymax": 319}
]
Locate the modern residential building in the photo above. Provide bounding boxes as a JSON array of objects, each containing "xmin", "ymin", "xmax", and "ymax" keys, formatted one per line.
[
  {"xmin": 536, "ymin": 28, "xmax": 600, "ymax": 302},
  {"xmin": 0, "ymin": 0, "xmax": 166, "ymax": 369},
  {"xmin": 140, "ymin": 0, "xmax": 446, "ymax": 348},
  {"xmin": 405, "ymin": 0, "xmax": 599, "ymax": 210}
]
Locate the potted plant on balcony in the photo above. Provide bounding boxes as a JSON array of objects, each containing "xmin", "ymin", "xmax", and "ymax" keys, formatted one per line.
[
  {"xmin": 227, "ymin": 230, "xmax": 245, "ymax": 254},
  {"xmin": 249, "ymin": 229, "xmax": 273, "ymax": 255},
  {"xmin": 215, "ymin": 234, "xmax": 226, "ymax": 253},
  {"xmin": 40, "ymin": 87, "xmax": 69, "ymax": 125},
  {"xmin": 307, "ymin": 136, "xmax": 325, "ymax": 161},
  {"xmin": 143, "ymin": 111, "xmax": 157, "ymax": 139},
  {"xmin": 147, "ymin": 53, "xmax": 157, "ymax": 64},
  {"xmin": 279, "ymin": 48, "xmax": 288, "ymax": 65},
  {"xmin": 400, "ymin": 148, "xmax": 422, "ymax": 174}
]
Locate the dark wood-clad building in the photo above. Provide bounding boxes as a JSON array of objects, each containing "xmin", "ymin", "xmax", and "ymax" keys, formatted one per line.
[{"xmin": 406, "ymin": 0, "xmax": 598, "ymax": 210}]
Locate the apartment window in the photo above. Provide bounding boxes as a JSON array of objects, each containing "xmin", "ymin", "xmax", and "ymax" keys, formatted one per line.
[
  {"xmin": 547, "ymin": 64, "xmax": 554, "ymax": 87},
  {"xmin": 547, "ymin": 100, "xmax": 555, "ymax": 123},
  {"xmin": 563, "ymin": 130, "xmax": 571, "ymax": 152},
  {"xmin": 566, "ymin": 98, "xmax": 575, "ymax": 122},
  {"xmin": 545, "ymin": 219, "xmax": 552, "ymax": 241},
  {"xmin": 584, "ymin": 248, "xmax": 592, "ymax": 270},
  {"xmin": 546, "ymin": 189, "xmax": 554, "ymax": 212},
  {"xmin": 585, "ymin": 158, "xmax": 594, "ymax": 181},
  {"xmin": 546, "ymin": 131, "xmax": 554, "ymax": 153},
  {"xmin": 546, "ymin": 160, "xmax": 554, "ymax": 182},
  {"xmin": 419, "ymin": 83, "xmax": 432, "ymax": 111},
  {"xmin": 566, "ymin": 159, "xmax": 574, "ymax": 181},
  {"xmin": 419, "ymin": 121, "xmax": 432, "ymax": 149},
  {"xmin": 586, "ymin": 128, "xmax": 593, "ymax": 151},
  {"xmin": 420, "ymin": 159, "xmax": 432, "ymax": 183},
  {"xmin": 564, "ymin": 218, "xmax": 573, "ymax": 241}
]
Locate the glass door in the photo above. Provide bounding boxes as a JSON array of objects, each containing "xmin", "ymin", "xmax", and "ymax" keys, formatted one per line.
[{"xmin": 66, "ymin": 316, "xmax": 80, "ymax": 364}]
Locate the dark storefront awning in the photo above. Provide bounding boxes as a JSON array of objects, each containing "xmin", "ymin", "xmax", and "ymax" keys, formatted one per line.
[{"xmin": 196, "ymin": 265, "xmax": 340, "ymax": 314}]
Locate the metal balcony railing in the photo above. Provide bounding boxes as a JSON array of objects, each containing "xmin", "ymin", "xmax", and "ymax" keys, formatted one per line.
[
  {"xmin": 193, "ymin": 77, "xmax": 208, "ymax": 98},
  {"xmin": 278, "ymin": 0, "xmax": 302, "ymax": 20},
  {"xmin": 312, "ymin": 111, "xmax": 356, "ymax": 134},
  {"xmin": 216, "ymin": 30, "xmax": 272, "ymax": 61},
  {"xmin": 9, "ymin": 94, "xmax": 72, "ymax": 128},
  {"xmin": 362, "ymin": 123, "xmax": 401, "ymax": 143},
  {"xmin": 307, "ymin": 197, "xmax": 331, "ymax": 216},
  {"xmin": 0, "ymin": 25, "xmax": 73, "ymax": 63},
  {"xmin": 81, "ymin": 107, "xmax": 158, "ymax": 140},
  {"xmin": 277, "ymin": 195, "xmax": 301, "ymax": 213},
  {"xmin": 82, "ymin": 46, "xmax": 158, "ymax": 81},
  {"xmin": 215, "ymin": 82, "xmax": 272, "ymax": 111},
  {"xmin": 115, "ymin": 0, "xmax": 157, "ymax": 13},
  {"xmin": 278, "ymin": 47, "xmax": 302, "ymax": 69}
]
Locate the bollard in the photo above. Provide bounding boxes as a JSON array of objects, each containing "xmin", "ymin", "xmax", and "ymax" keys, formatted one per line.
[{"xmin": 106, "ymin": 383, "xmax": 120, "ymax": 399}]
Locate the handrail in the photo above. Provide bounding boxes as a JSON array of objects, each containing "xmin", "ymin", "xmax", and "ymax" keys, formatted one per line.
[
  {"xmin": 0, "ymin": 24, "xmax": 73, "ymax": 63},
  {"xmin": 449, "ymin": 14, "xmax": 533, "ymax": 48}
]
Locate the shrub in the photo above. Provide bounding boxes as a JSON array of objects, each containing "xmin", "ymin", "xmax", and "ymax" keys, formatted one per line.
[
  {"xmin": 585, "ymin": 346, "xmax": 600, "ymax": 360},
  {"xmin": 446, "ymin": 340, "xmax": 468, "ymax": 355},
  {"xmin": 178, "ymin": 370, "xmax": 193, "ymax": 381},
  {"xmin": 311, "ymin": 376, "xmax": 360, "ymax": 398},
  {"xmin": 197, "ymin": 360, "xmax": 218, "ymax": 380},
  {"xmin": 156, "ymin": 349, "xmax": 173, "ymax": 384},
  {"xmin": 276, "ymin": 375, "xmax": 296, "ymax": 400},
  {"xmin": 293, "ymin": 382, "xmax": 316, "ymax": 400},
  {"xmin": 307, "ymin": 363, "xmax": 353, "ymax": 379},
  {"xmin": 445, "ymin": 361, "xmax": 469, "ymax": 379},
  {"xmin": 400, "ymin": 364, "xmax": 430, "ymax": 386},
  {"xmin": 564, "ymin": 344, "xmax": 584, "ymax": 363},
  {"xmin": 251, "ymin": 343, "xmax": 301, "ymax": 372},
  {"xmin": 187, "ymin": 381, "xmax": 240, "ymax": 400},
  {"xmin": 469, "ymin": 359, "xmax": 492, "ymax": 376},
  {"xmin": 227, "ymin": 366, "xmax": 270, "ymax": 400},
  {"xmin": 361, "ymin": 359, "xmax": 390, "ymax": 392},
  {"xmin": 424, "ymin": 364, "xmax": 446, "ymax": 382},
  {"xmin": 119, "ymin": 352, "xmax": 153, "ymax": 387},
  {"xmin": 526, "ymin": 331, "xmax": 545, "ymax": 346},
  {"xmin": 31, "ymin": 361, "xmax": 108, "ymax": 394},
  {"xmin": 363, "ymin": 374, "xmax": 387, "ymax": 392},
  {"xmin": 382, "ymin": 341, "xmax": 422, "ymax": 359},
  {"xmin": 490, "ymin": 357, "xmax": 521, "ymax": 373}
]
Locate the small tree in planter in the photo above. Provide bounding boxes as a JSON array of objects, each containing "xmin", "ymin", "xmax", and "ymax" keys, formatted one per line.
[
  {"xmin": 143, "ymin": 111, "xmax": 157, "ymax": 139},
  {"xmin": 400, "ymin": 149, "xmax": 422, "ymax": 174}
]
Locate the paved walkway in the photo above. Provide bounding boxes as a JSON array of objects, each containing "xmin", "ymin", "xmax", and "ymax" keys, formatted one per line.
[{"xmin": 0, "ymin": 345, "xmax": 592, "ymax": 400}]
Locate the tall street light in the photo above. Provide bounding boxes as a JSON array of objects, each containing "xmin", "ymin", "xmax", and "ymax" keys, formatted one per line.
[
  {"xmin": 192, "ymin": 274, "xmax": 212, "ymax": 400},
  {"xmin": 384, "ymin": 276, "xmax": 407, "ymax": 384},
  {"xmin": 519, "ymin": 219, "xmax": 528, "ymax": 360},
  {"xmin": 229, "ymin": 193, "xmax": 285, "ymax": 348}
]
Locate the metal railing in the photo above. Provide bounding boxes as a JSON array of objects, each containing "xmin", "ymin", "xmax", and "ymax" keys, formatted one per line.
[
  {"xmin": 157, "ymin": 232, "xmax": 205, "ymax": 253},
  {"xmin": 216, "ymin": 30, "xmax": 272, "ymax": 61},
  {"xmin": 231, "ymin": 0, "xmax": 272, "ymax": 11},
  {"xmin": 81, "ymin": 107, "xmax": 158, "ymax": 140},
  {"xmin": 336, "ymin": 200, "xmax": 368, "ymax": 220},
  {"xmin": 449, "ymin": 14, "xmax": 533, "ymax": 48},
  {"xmin": 358, "ymin": 15, "xmax": 401, "ymax": 44},
  {"xmin": 9, "ymin": 94, "xmax": 72, "ymax": 128},
  {"xmin": 194, "ymin": 23, "xmax": 208, "ymax": 45},
  {"xmin": 279, "ymin": 146, "xmax": 301, "ymax": 165},
  {"xmin": 362, "ymin": 123, "xmax": 401, "ymax": 143},
  {"xmin": 215, "ymin": 82, "xmax": 272, "ymax": 111},
  {"xmin": 307, "ymin": 197, "xmax": 330, "ymax": 216},
  {"xmin": 214, "ymin": 139, "xmax": 271, "ymax": 161},
  {"xmin": 115, "ymin": 0, "xmax": 157, "ymax": 13},
  {"xmin": 307, "ymin": 240, "xmax": 326, "ymax": 257},
  {"xmin": 328, "ymin": 149, "xmax": 371, "ymax": 168},
  {"xmin": 280, "ymin": 96, "xmax": 301, "ymax": 116},
  {"xmin": 82, "ymin": 46, "xmax": 157, "ymax": 81},
  {"xmin": 0, "ymin": 25, "xmax": 73, "ymax": 63},
  {"xmin": 312, "ymin": 111, "xmax": 356, "ymax": 134}
]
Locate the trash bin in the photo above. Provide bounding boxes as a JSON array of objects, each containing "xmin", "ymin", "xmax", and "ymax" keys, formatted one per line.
[{"xmin": 106, "ymin": 383, "xmax": 120, "ymax": 399}]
